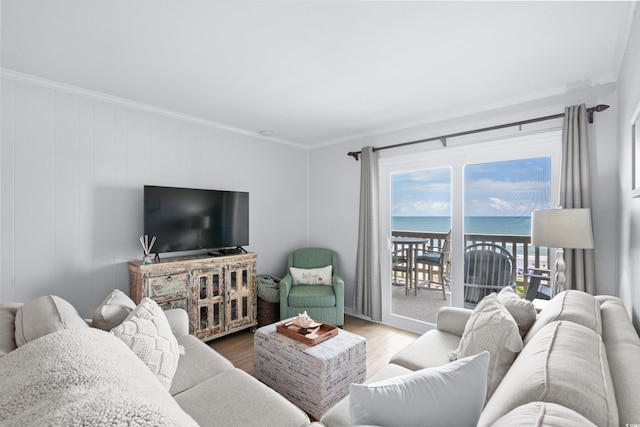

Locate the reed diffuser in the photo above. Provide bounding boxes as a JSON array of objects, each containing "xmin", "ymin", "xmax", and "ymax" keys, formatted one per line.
[{"xmin": 139, "ymin": 235, "xmax": 156, "ymax": 264}]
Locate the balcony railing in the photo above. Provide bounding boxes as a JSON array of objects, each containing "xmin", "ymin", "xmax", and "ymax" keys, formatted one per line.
[{"xmin": 391, "ymin": 230, "xmax": 551, "ymax": 294}]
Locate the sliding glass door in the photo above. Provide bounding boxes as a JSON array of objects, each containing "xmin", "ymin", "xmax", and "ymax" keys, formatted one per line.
[
  {"xmin": 380, "ymin": 131, "xmax": 561, "ymax": 334},
  {"xmin": 390, "ymin": 167, "xmax": 452, "ymax": 325},
  {"xmin": 462, "ymin": 157, "xmax": 552, "ymax": 309}
]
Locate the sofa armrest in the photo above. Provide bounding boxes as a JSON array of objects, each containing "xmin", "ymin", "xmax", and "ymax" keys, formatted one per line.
[
  {"xmin": 436, "ymin": 307, "xmax": 472, "ymax": 336},
  {"xmin": 0, "ymin": 303, "xmax": 22, "ymax": 356},
  {"xmin": 164, "ymin": 308, "xmax": 189, "ymax": 337}
]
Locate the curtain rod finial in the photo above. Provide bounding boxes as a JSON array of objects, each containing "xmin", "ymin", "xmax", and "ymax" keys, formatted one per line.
[{"xmin": 347, "ymin": 151, "xmax": 360, "ymax": 161}]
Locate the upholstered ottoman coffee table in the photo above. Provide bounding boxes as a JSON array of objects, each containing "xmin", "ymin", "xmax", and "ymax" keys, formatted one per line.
[{"xmin": 254, "ymin": 321, "xmax": 367, "ymax": 420}]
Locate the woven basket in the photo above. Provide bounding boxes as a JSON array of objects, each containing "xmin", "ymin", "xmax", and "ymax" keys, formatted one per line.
[{"xmin": 258, "ymin": 297, "xmax": 280, "ymax": 327}]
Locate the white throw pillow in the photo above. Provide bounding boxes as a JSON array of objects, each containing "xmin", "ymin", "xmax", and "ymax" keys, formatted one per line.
[
  {"xmin": 111, "ymin": 298, "xmax": 181, "ymax": 390},
  {"xmin": 498, "ymin": 286, "xmax": 537, "ymax": 336},
  {"xmin": 449, "ymin": 293, "xmax": 523, "ymax": 401},
  {"xmin": 290, "ymin": 265, "xmax": 333, "ymax": 285},
  {"xmin": 349, "ymin": 352, "xmax": 489, "ymax": 427},
  {"xmin": 14, "ymin": 295, "xmax": 89, "ymax": 347},
  {"xmin": 91, "ymin": 289, "xmax": 137, "ymax": 331}
]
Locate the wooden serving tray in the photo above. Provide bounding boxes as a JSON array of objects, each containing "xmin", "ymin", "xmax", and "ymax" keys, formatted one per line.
[{"xmin": 276, "ymin": 320, "xmax": 338, "ymax": 346}]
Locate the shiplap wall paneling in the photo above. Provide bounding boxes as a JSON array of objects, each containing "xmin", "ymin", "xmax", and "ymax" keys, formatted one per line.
[
  {"xmin": 1, "ymin": 80, "xmax": 15, "ymax": 304},
  {"xmin": 53, "ymin": 91, "xmax": 82, "ymax": 308},
  {"xmin": 14, "ymin": 83, "xmax": 56, "ymax": 302}
]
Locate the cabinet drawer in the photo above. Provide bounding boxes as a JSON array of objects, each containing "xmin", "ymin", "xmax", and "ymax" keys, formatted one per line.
[
  {"xmin": 148, "ymin": 272, "xmax": 189, "ymax": 296},
  {"xmin": 157, "ymin": 298, "xmax": 188, "ymax": 312}
]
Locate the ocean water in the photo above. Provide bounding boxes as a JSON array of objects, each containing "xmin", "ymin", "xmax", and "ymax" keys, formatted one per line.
[
  {"xmin": 392, "ymin": 216, "xmax": 531, "ymax": 236},
  {"xmin": 392, "ymin": 215, "xmax": 547, "ymax": 269}
]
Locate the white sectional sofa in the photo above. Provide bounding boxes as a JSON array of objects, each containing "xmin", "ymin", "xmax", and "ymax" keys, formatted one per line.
[
  {"xmin": 321, "ymin": 290, "xmax": 640, "ymax": 427},
  {"xmin": 0, "ymin": 294, "xmax": 313, "ymax": 427}
]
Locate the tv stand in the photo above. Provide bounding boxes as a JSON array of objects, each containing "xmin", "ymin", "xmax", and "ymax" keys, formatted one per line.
[{"xmin": 129, "ymin": 252, "xmax": 257, "ymax": 341}]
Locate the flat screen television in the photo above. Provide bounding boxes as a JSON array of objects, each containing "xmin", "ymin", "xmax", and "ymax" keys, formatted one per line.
[{"xmin": 144, "ymin": 185, "xmax": 249, "ymax": 254}]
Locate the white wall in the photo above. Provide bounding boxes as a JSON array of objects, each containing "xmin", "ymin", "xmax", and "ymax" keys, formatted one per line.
[
  {"xmin": 0, "ymin": 75, "xmax": 309, "ymax": 317},
  {"xmin": 617, "ymin": 6, "xmax": 640, "ymax": 330},
  {"xmin": 0, "ymin": 71, "xmax": 626, "ymax": 322},
  {"xmin": 310, "ymin": 83, "xmax": 620, "ymax": 314},
  {"xmin": 308, "ymin": 143, "xmax": 361, "ymax": 309}
]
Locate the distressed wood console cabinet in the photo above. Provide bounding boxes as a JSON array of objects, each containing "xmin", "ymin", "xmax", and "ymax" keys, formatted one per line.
[{"xmin": 129, "ymin": 252, "xmax": 257, "ymax": 341}]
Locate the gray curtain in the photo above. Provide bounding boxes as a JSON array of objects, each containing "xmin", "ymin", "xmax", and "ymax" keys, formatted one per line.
[
  {"xmin": 560, "ymin": 104, "xmax": 597, "ymax": 294},
  {"xmin": 355, "ymin": 147, "xmax": 382, "ymax": 321}
]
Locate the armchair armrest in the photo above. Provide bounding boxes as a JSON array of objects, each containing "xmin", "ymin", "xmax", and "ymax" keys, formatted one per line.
[
  {"xmin": 332, "ymin": 273, "xmax": 344, "ymax": 288},
  {"xmin": 436, "ymin": 306, "xmax": 472, "ymax": 336},
  {"xmin": 280, "ymin": 274, "xmax": 293, "ymax": 302},
  {"xmin": 332, "ymin": 274, "xmax": 345, "ymax": 307},
  {"xmin": 280, "ymin": 273, "xmax": 293, "ymax": 319},
  {"xmin": 164, "ymin": 308, "xmax": 189, "ymax": 337}
]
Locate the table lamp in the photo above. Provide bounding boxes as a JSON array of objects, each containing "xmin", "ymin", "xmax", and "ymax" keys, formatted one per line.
[{"xmin": 531, "ymin": 208, "xmax": 594, "ymax": 296}]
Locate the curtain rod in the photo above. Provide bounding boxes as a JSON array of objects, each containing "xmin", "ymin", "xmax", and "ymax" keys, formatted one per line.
[{"xmin": 347, "ymin": 104, "xmax": 610, "ymax": 161}]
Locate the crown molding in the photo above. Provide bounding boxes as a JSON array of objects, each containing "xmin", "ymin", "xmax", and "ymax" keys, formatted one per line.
[{"xmin": 1, "ymin": 68, "xmax": 308, "ymax": 150}]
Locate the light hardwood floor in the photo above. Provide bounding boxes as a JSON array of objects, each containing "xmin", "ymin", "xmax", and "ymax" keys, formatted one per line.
[{"xmin": 208, "ymin": 315, "xmax": 419, "ymax": 377}]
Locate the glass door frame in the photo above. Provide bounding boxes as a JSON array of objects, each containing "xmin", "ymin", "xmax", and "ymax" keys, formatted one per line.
[{"xmin": 379, "ymin": 130, "xmax": 562, "ymax": 335}]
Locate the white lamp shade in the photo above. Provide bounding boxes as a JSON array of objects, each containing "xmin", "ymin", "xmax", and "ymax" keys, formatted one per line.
[{"xmin": 531, "ymin": 208, "xmax": 594, "ymax": 249}]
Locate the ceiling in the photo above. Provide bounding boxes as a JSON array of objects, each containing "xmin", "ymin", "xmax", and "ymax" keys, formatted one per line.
[{"xmin": 1, "ymin": 1, "xmax": 635, "ymax": 148}]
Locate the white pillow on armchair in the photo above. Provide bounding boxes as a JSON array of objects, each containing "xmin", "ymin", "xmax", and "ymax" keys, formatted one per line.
[{"xmin": 290, "ymin": 265, "xmax": 333, "ymax": 285}]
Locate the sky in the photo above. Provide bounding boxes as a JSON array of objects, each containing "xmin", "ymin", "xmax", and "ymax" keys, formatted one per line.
[{"xmin": 391, "ymin": 157, "xmax": 551, "ymax": 217}]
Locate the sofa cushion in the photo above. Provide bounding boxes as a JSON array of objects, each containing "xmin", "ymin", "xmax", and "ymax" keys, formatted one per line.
[
  {"xmin": 111, "ymin": 298, "xmax": 181, "ymax": 390},
  {"xmin": 598, "ymin": 298, "xmax": 640, "ymax": 427},
  {"xmin": 0, "ymin": 303, "xmax": 22, "ymax": 356},
  {"xmin": 287, "ymin": 284, "xmax": 336, "ymax": 307},
  {"xmin": 349, "ymin": 352, "xmax": 489, "ymax": 427},
  {"xmin": 491, "ymin": 402, "xmax": 597, "ymax": 427},
  {"xmin": 390, "ymin": 329, "xmax": 461, "ymax": 371},
  {"xmin": 450, "ymin": 294, "xmax": 522, "ymax": 401},
  {"xmin": 524, "ymin": 290, "xmax": 601, "ymax": 345},
  {"xmin": 478, "ymin": 320, "xmax": 618, "ymax": 427},
  {"xmin": 91, "ymin": 289, "xmax": 136, "ymax": 331},
  {"xmin": 14, "ymin": 295, "xmax": 89, "ymax": 347},
  {"xmin": 498, "ymin": 286, "xmax": 537, "ymax": 336},
  {"xmin": 290, "ymin": 265, "xmax": 333, "ymax": 285},
  {"xmin": 169, "ymin": 334, "xmax": 235, "ymax": 396},
  {"xmin": 173, "ymin": 369, "xmax": 310, "ymax": 427}
]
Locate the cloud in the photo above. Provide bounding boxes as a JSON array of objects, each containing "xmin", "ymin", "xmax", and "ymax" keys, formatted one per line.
[
  {"xmin": 488, "ymin": 197, "xmax": 513, "ymax": 211},
  {"xmin": 393, "ymin": 200, "xmax": 451, "ymax": 216},
  {"xmin": 465, "ymin": 178, "xmax": 548, "ymax": 193}
]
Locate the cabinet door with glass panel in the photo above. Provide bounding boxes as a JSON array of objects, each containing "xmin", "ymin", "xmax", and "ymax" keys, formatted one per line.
[
  {"xmin": 225, "ymin": 260, "xmax": 256, "ymax": 331},
  {"xmin": 191, "ymin": 266, "xmax": 226, "ymax": 339}
]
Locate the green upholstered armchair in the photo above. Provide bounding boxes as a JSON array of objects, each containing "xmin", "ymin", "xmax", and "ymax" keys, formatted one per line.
[{"xmin": 279, "ymin": 248, "xmax": 345, "ymax": 326}]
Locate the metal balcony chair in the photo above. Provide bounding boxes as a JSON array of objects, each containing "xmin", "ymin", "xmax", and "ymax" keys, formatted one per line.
[
  {"xmin": 392, "ymin": 247, "xmax": 409, "ymax": 290},
  {"xmin": 463, "ymin": 242, "xmax": 516, "ymax": 308},
  {"xmin": 414, "ymin": 231, "xmax": 450, "ymax": 300},
  {"xmin": 524, "ymin": 267, "xmax": 552, "ymax": 300}
]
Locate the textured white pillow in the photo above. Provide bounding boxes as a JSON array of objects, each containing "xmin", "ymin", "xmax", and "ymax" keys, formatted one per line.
[
  {"xmin": 498, "ymin": 286, "xmax": 537, "ymax": 336},
  {"xmin": 111, "ymin": 298, "xmax": 181, "ymax": 390},
  {"xmin": 450, "ymin": 293, "xmax": 523, "ymax": 401},
  {"xmin": 349, "ymin": 352, "xmax": 489, "ymax": 427},
  {"xmin": 290, "ymin": 265, "xmax": 333, "ymax": 285},
  {"xmin": 15, "ymin": 295, "xmax": 89, "ymax": 347},
  {"xmin": 92, "ymin": 289, "xmax": 137, "ymax": 331}
]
